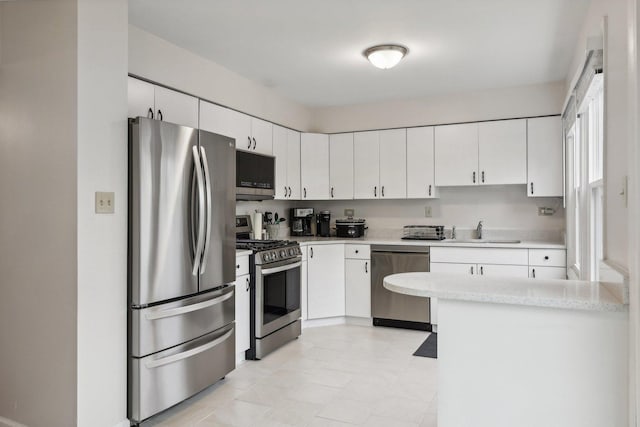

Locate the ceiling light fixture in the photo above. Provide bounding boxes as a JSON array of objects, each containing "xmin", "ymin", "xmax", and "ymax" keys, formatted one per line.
[{"xmin": 364, "ymin": 44, "xmax": 408, "ymax": 69}]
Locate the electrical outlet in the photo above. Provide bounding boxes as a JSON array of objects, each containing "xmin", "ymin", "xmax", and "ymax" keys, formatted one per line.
[
  {"xmin": 344, "ymin": 209, "xmax": 355, "ymax": 217},
  {"xmin": 95, "ymin": 191, "xmax": 115, "ymax": 214},
  {"xmin": 537, "ymin": 207, "xmax": 555, "ymax": 216},
  {"xmin": 424, "ymin": 206, "xmax": 433, "ymax": 217}
]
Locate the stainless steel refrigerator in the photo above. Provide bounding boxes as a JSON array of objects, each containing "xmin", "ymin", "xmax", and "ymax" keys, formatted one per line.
[{"xmin": 128, "ymin": 117, "xmax": 236, "ymax": 424}]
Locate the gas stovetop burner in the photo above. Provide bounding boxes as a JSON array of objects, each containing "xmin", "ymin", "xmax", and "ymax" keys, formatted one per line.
[
  {"xmin": 236, "ymin": 239, "xmax": 295, "ymax": 250},
  {"xmin": 236, "ymin": 239, "xmax": 302, "ymax": 264}
]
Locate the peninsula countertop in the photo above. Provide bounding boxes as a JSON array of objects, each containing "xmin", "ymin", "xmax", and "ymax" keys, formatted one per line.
[{"xmin": 383, "ymin": 272, "xmax": 627, "ymax": 312}]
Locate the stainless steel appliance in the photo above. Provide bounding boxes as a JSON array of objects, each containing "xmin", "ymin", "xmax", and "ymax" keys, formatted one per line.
[
  {"xmin": 290, "ymin": 207, "xmax": 314, "ymax": 236},
  {"xmin": 236, "ymin": 238, "xmax": 302, "ymax": 359},
  {"xmin": 371, "ymin": 245, "xmax": 431, "ymax": 331},
  {"xmin": 236, "ymin": 150, "xmax": 275, "ymax": 200},
  {"xmin": 335, "ymin": 218, "xmax": 367, "ymax": 238},
  {"xmin": 128, "ymin": 118, "xmax": 236, "ymax": 424},
  {"xmin": 316, "ymin": 210, "xmax": 331, "ymax": 237}
]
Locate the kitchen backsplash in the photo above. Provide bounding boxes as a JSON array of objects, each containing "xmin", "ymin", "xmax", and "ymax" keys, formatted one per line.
[{"xmin": 237, "ymin": 185, "xmax": 565, "ymax": 242}]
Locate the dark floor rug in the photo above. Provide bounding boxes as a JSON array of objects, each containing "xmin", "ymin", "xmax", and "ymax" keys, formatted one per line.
[{"xmin": 413, "ymin": 333, "xmax": 437, "ymax": 358}]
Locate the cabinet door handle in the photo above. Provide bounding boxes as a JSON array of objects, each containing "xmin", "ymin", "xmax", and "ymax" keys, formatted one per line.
[
  {"xmin": 530, "ymin": 182, "xmax": 534, "ymax": 195},
  {"xmin": 331, "ymin": 187, "xmax": 334, "ymax": 198},
  {"xmin": 157, "ymin": 109, "xmax": 163, "ymax": 121},
  {"xmin": 310, "ymin": 247, "xmax": 313, "ymax": 258},
  {"xmin": 481, "ymin": 171, "xmax": 485, "ymax": 183},
  {"xmin": 236, "ymin": 264, "xmax": 240, "ymax": 269},
  {"xmin": 428, "ymin": 185, "xmax": 432, "ymax": 196},
  {"xmin": 470, "ymin": 266, "xmax": 474, "ymax": 275},
  {"xmin": 374, "ymin": 186, "xmax": 377, "ymax": 197},
  {"xmin": 473, "ymin": 171, "xmax": 476, "ymax": 183},
  {"xmin": 532, "ymin": 268, "xmax": 536, "ymax": 279},
  {"xmin": 246, "ymin": 277, "xmax": 250, "ymax": 291},
  {"xmin": 480, "ymin": 266, "xmax": 484, "ymax": 275},
  {"xmin": 288, "ymin": 186, "xmax": 292, "ymax": 197},
  {"xmin": 247, "ymin": 136, "xmax": 252, "ymax": 149},
  {"xmin": 381, "ymin": 186, "xmax": 385, "ymax": 197},
  {"xmin": 355, "ymin": 249, "xmax": 359, "ymax": 254},
  {"xmin": 544, "ymin": 256, "xmax": 549, "ymax": 260},
  {"xmin": 147, "ymin": 107, "xmax": 154, "ymax": 119},
  {"xmin": 303, "ymin": 187, "xmax": 307, "ymax": 198},
  {"xmin": 284, "ymin": 186, "xmax": 287, "ymax": 197},
  {"xmin": 365, "ymin": 261, "xmax": 368, "ymax": 273},
  {"xmin": 253, "ymin": 137, "xmax": 257, "ymax": 150}
]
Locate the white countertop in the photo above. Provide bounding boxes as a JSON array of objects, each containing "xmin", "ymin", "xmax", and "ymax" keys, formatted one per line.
[
  {"xmin": 383, "ymin": 272, "xmax": 627, "ymax": 312},
  {"xmin": 290, "ymin": 236, "xmax": 565, "ymax": 249},
  {"xmin": 235, "ymin": 249, "xmax": 252, "ymax": 257}
]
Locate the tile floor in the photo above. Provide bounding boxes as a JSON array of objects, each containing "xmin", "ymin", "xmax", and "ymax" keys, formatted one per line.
[{"xmin": 145, "ymin": 324, "xmax": 437, "ymax": 427}]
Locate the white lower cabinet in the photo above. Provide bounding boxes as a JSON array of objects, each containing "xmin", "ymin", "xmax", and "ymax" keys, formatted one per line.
[
  {"xmin": 307, "ymin": 244, "xmax": 345, "ymax": 319},
  {"xmin": 235, "ymin": 272, "xmax": 250, "ymax": 361},
  {"xmin": 529, "ymin": 266, "xmax": 567, "ymax": 279},
  {"xmin": 345, "ymin": 259, "xmax": 371, "ymax": 318}
]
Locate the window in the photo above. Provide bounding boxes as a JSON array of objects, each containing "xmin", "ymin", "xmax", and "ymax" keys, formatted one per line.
[{"xmin": 566, "ymin": 74, "xmax": 604, "ymax": 281}]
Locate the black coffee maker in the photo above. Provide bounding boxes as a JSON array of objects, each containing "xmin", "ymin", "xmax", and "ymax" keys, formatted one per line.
[
  {"xmin": 316, "ymin": 210, "xmax": 331, "ymax": 237},
  {"xmin": 290, "ymin": 208, "xmax": 314, "ymax": 236}
]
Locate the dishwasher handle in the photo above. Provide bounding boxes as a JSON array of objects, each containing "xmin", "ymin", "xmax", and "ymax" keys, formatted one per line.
[{"xmin": 370, "ymin": 244, "xmax": 430, "ymax": 254}]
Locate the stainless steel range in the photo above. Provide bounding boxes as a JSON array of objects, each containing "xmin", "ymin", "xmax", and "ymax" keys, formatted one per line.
[{"xmin": 236, "ymin": 225, "xmax": 302, "ymax": 359}]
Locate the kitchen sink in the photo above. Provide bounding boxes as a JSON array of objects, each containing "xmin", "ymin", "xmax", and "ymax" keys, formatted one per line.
[{"xmin": 442, "ymin": 239, "xmax": 521, "ymax": 244}]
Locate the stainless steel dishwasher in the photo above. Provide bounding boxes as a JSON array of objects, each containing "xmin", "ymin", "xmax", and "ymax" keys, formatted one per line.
[{"xmin": 371, "ymin": 245, "xmax": 431, "ymax": 331}]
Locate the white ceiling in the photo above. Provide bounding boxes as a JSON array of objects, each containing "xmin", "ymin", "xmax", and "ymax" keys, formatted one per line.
[{"xmin": 129, "ymin": 0, "xmax": 591, "ymax": 108}]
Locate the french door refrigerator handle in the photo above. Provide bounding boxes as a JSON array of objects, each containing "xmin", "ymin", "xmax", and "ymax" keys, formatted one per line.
[
  {"xmin": 144, "ymin": 290, "xmax": 234, "ymax": 320},
  {"xmin": 199, "ymin": 146, "xmax": 213, "ymax": 274},
  {"xmin": 144, "ymin": 328, "xmax": 234, "ymax": 369},
  {"xmin": 191, "ymin": 146, "xmax": 206, "ymax": 275}
]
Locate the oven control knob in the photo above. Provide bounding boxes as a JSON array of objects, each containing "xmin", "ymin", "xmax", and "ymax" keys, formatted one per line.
[
  {"xmin": 288, "ymin": 248, "xmax": 294, "ymax": 256},
  {"xmin": 280, "ymin": 250, "xmax": 287, "ymax": 258},
  {"xmin": 271, "ymin": 251, "xmax": 277, "ymax": 260},
  {"xmin": 262, "ymin": 253, "xmax": 270, "ymax": 262}
]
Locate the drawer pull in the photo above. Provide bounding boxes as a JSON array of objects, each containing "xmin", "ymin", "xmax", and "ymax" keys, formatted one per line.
[
  {"xmin": 355, "ymin": 250, "xmax": 359, "ymax": 254},
  {"xmin": 145, "ymin": 328, "xmax": 233, "ymax": 369},
  {"xmin": 544, "ymin": 256, "xmax": 549, "ymax": 260},
  {"xmin": 145, "ymin": 290, "xmax": 233, "ymax": 320}
]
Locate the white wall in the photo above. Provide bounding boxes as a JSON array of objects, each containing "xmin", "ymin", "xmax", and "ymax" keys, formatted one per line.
[
  {"xmin": 76, "ymin": 1, "xmax": 128, "ymax": 426},
  {"xmin": 566, "ymin": 0, "xmax": 629, "ymax": 270},
  {"xmin": 290, "ymin": 187, "xmax": 564, "ymax": 240},
  {"xmin": 310, "ymin": 82, "xmax": 565, "ymax": 133},
  {"xmin": 0, "ymin": 2, "xmax": 78, "ymax": 426},
  {"xmin": 128, "ymin": 25, "xmax": 313, "ymax": 132}
]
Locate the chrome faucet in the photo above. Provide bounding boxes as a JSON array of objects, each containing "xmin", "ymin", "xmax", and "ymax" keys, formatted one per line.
[{"xmin": 476, "ymin": 221, "xmax": 483, "ymax": 239}]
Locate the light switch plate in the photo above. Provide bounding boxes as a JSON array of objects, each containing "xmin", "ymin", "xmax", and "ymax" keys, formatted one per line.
[
  {"xmin": 425, "ymin": 206, "xmax": 433, "ymax": 217},
  {"xmin": 344, "ymin": 209, "xmax": 355, "ymax": 217},
  {"xmin": 95, "ymin": 191, "xmax": 115, "ymax": 214},
  {"xmin": 537, "ymin": 206, "xmax": 554, "ymax": 216}
]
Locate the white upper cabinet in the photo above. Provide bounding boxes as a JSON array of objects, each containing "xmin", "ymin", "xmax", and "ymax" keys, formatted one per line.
[
  {"xmin": 354, "ymin": 131, "xmax": 380, "ymax": 199},
  {"xmin": 435, "ymin": 123, "xmax": 479, "ymax": 186},
  {"xmin": 273, "ymin": 125, "xmax": 301, "ymax": 200},
  {"xmin": 128, "ymin": 77, "xmax": 198, "ymax": 129},
  {"xmin": 273, "ymin": 125, "xmax": 289, "ymax": 199},
  {"xmin": 250, "ymin": 117, "xmax": 273, "ymax": 155},
  {"xmin": 527, "ymin": 116, "xmax": 563, "ymax": 197},
  {"xmin": 478, "ymin": 119, "xmax": 527, "ymax": 185},
  {"xmin": 329, "ymin": 133, "xmax": 354, "ymax": 199},
  {"xmin": 300, "ymin": 133, "xmax": 330, "ymax": 200},
  {"xmin": 379, "ymin": 129, "xmax": 407, "ymax": 199},
  {"xmin": 407, "ymin": 127, "xmax": 437, "ymax": 198},
  {"xmin": 127, "ymin": 77, "xmax": 155, "ymax": 119},
  {"xmin": 226, "ymin": 110, "xmax": 272, "ymax": 155},
  {"xmin": 435, "ymin": 120, "xmax": 527, "ymax": 187},
  {"xmin": 287, "ymin": 129, "xmax": 301, "ymax": 199},
  {"xmin": 199, "ymin": 100, "xmax": 231, "ymax": 136}
]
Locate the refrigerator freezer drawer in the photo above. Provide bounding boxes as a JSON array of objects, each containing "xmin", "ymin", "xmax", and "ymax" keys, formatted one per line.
[
  {"xmin": 129, "ymin": 323, "xmax": 235, "ymax": 423},
  {"xmin": 131, "ymin": 285, "xmax": 235, "ymax": 357}
]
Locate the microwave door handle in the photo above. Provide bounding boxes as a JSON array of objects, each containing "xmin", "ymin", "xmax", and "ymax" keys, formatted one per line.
[
  {"xmin": 191, "ymin": 146, "xmax": 206, "ymax": 275},
  {"xmin": 261, "ymin": 261, "xmax": 302, "ymax": 276},
  {"xmin": 199, "ymin": 146, "xmax": 212, "ymax": 274}
]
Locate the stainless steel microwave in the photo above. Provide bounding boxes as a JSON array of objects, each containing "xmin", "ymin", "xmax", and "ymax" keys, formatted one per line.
[{"xmin": 236, "ymin": 150, "xmax": 275, "ymax": 200}]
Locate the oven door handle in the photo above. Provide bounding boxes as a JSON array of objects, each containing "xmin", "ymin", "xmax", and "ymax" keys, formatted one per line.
[{"xmin": 261, "ymin": 261, "xmax": 302, "ymax": 276}]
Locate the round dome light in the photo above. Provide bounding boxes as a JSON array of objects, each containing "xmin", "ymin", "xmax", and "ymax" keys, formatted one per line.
[{"xmin": 364, "ymin": 44, "xmax": 409, "ymax": 69}]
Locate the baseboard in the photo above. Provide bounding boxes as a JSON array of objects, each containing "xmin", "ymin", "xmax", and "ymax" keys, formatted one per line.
[{"xmin": 302, "ymin": 317, "xmax": 346, "ymax": 328}]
